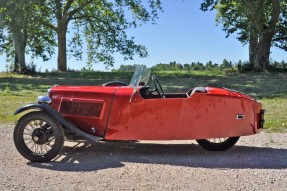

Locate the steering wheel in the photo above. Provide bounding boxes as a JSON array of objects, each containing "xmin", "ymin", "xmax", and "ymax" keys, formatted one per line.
[{"xmin": 151, "ymin": 75, "xmax": 165, "ymax": 98}]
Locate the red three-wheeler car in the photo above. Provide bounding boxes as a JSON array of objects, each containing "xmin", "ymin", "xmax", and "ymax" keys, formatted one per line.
[{"xmin": 13, "ymin": 65, "xmax": 265, "ymax": 162}]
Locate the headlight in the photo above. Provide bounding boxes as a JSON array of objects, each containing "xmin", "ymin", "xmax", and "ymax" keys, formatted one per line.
[{"xmin": 37, "ymin": 96, "xmax": 52, "ymax": 104}]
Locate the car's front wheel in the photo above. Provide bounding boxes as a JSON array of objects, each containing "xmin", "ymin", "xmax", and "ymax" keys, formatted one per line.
[
  {"xmin": 196, "ymin": 137, "xmax": 240, "ymax": 151},
  {"xmin": 13, "ymin": 111, "xmax": 64, "ymax": 162}
]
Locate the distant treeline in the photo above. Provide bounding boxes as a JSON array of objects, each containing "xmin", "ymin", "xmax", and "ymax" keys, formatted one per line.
[{"xmin": 114, "ymin": 59, "xmax": 287, "ymax": 73}]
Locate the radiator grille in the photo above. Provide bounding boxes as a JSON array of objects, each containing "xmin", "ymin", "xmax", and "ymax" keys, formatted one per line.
[{"xmin": 60, "ymin": 99, "xmax": 104, "ymax": 118}]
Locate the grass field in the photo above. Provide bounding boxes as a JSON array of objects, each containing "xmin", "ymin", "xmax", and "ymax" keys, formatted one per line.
[{"xmin": 0, "ymin": 71, "xmax": 286, "ymax": 132}]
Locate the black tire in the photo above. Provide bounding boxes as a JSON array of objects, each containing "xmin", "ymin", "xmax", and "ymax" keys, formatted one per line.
[
  {"xmin": 196, "ymin": 137, "xmax": 240, "ymax": 151},
  {"xmin": 13, "ymin": 111, "xmax": 64, "ymax": 162}
]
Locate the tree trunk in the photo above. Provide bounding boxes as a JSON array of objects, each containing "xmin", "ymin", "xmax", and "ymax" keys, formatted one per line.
[
  {"xmin": 247, "ymin": 0, "xmax": 280, "ymax": 72},
  {"xmin": 249, "ymin": 28, "xmax": 258, "ymax": 67},
  {"xmin": 12, "ymin": 29, "xmax": 26, "ymax": 73},
  {"xmin": 57, "ymin": 23, "xmax": 68, "ymax": 71},
  {"xmin": 254, "ymin": 35, "xmax": 272, "ymax": 71}
]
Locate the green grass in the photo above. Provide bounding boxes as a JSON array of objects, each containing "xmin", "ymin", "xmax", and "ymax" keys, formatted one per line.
[{"xmin": 0, "ymin": 71, "xmax": 286, "ymax": 132}]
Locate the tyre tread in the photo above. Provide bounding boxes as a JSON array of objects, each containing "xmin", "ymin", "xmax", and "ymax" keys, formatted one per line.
[
  {"xmin": 13, "ymin": 111, "xmax": 64, "ymax": 162},
  {"xmin": 196, "ymin": 137, "xmax": 240, "ymax": 151}
]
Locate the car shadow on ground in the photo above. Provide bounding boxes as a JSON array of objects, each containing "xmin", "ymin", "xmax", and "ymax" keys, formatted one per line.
[{"xmin": 28, "ymin": 141, "xmax": 287, "ymax": 172}]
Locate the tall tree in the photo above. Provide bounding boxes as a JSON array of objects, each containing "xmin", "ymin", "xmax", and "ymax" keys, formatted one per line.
[
  {"xmin": 0, "ymin": 1, "xmax": 29, "ymax": 72},
  {"xmin": 37, "ymin": 0, "xmax": 162, "ymax": 71},
  {"xmin": 0, "ymin": 0, "xmax": 55, "ymax": 73},
  {"xmin": 201, "ymin": 0, "xmax": 285, "ymax": 71}
]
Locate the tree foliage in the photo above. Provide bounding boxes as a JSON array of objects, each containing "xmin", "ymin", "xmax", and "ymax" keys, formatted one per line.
[
  {"xmin": 116, "ymin": 59, "xmax": 287, "ymax": 73},
  {"xmin": 0, "ymin": 0, "xmax": 56, "ymax": 73},
  {"xmin": 201, "ymin": 0, "xmax": 285, "ymax": 71},
  {"xmin": 0, "ymin": 0, "xmax": 162, "ymax": 72},
  {"xmin": 35, "ymin": 0, "xmax": 162, "ymax": 71}
]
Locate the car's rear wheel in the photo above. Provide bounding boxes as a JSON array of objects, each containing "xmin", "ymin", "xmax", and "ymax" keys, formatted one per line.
[
  {"xmin": 196, "ymin": 137, "xmax": 240, "ymax": 151},
  {"xmin": 13, "ymin": 111, "xmax": 64, "ymax": 162}
]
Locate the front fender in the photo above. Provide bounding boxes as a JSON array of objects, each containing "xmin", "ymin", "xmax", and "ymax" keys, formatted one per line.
[
  {"xmin": 14, "ymin": 103, "xmax": 45, "ymax": 115},
  {"xmin": 14, "ymin": 103, "xmax": 103, "ymax": 142}
]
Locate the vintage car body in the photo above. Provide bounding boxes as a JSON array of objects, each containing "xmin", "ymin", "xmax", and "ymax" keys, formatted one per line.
[
  {"xmin": 49, "ymin": 86, "xmax": 262, "ymax": 140},
  {"xmin": 13, "ymin": 65, "xmax": 265, "ymax": 162}
]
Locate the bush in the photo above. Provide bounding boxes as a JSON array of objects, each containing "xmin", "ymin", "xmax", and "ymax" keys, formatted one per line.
[
  {"xmin": 237, "ymin": 63, "xmax": 254, "ymax": 72},
  {"xmin": 23, "ymin": 61, "xmax": 37, "ymax": 75},
  {"xmin": 266, "ymin": 62, "xmax": 287, "ymax": 72}
]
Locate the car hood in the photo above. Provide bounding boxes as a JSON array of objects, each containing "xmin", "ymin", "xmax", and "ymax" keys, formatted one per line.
[{"xmin": 50, "ymin": 85, "xmax": 118, "ymax": 93}]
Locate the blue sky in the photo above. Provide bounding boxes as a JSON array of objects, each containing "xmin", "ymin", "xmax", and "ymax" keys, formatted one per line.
[{"xmin": 0, "ymin": 0, "xmax": 286, "ymax": 71}]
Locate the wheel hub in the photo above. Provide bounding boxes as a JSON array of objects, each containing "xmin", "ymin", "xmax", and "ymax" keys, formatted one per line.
[{"xmin": 32, "ymin": 129, "xmax": 47, "ymax": 145}]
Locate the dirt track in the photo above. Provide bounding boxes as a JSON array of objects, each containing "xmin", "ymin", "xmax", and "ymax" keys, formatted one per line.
[{"xmin": 0, "ymin": 124, "xmax": 287, "ymax": 191}]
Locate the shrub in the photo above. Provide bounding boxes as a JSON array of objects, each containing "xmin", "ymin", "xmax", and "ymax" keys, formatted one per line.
[{"xmin": 237, "ymin": 63, "xmax": 254, "ymax": 72}]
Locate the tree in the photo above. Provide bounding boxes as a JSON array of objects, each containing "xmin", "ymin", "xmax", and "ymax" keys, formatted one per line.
[
  {"xmin": 36, "ymin": 0, "xmax": 162, "ymax": 71},
  {"xmin": 175, "ymin": 63, "xmax": 183, "ymax": 70},
  {"xmin": 118, "ymin": 64, "xmax": 135, "ymax": 72},
  {"xmin": 0, "ymin": 0, "xmax": 55, "ymax": 73},
  {"xmin": 191, "ymin": 61, "xmax": 205, "ymax": 70},
  {"xmin": 220, "ymin": 59, "xmax": 231, "ymax": 69},
  {"xmin": 183, "ymin": 63, "xmax": 191, "ymax": 70},
  {"xmin": 206, "ymin": 61, "xmax": 214, "ymax": 70},
  {"xmin": 169, "ymin": 61, "xmax": 177, "ymax": 70},
  {"xmin": 201, "ymin": 0, "xmax": 285, "ymax": 71}
]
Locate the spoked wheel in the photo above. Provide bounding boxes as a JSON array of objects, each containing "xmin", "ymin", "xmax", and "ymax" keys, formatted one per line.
[
  {"xmin": 196, "ymin": 137, "xmax": 240, "ymax": 151},
  {"xmin": 13, "ymin": 111, "xmax": 64, "ymax": 162}
]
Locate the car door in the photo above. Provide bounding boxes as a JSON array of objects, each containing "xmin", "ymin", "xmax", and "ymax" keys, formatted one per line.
[
  {"xmin": 105, "ymin": 88, "xmax": 184, "ymax": 140},
  {"xmin": 128, "ymin": 94, "xmax": 184, "ymax": 140}
]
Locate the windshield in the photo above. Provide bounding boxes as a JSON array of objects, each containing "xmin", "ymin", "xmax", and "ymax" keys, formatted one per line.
[{"xmin": 129, "ymin": 65, "xmax": 151, "ymax": 87}]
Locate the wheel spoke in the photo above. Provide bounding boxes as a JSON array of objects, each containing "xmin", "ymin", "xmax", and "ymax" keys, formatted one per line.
[
  {"xmin": 208, "ymin": 138, "xmax": 227, "ymax": 143},
  {"xmin": 31, "ymin": 121, "xmax": 36, "ymax": 128},
  {"xmin": 24, "ymin": 140, "xmax": 33, "ymax": 146},
  {"xmin": 40, "ymin": 145, "xmax": 43, "ymax": 155},
  {"xmin": 23, "ymin": 132, "xmax": 32, "ymax": 136},
  {"xmin": 43, "ymin": 144, "xmax": 50, "ymax": 153},
  {"xmin": 23, "ymin": 137, "xmax": 32, "ymax": 141},
  {"xmin": 28, "ymin": 123, "xmax": 36, "ymax": 131},
  {"xmin": 47, "ymin": 137, "xmax": 55, "ymax": 145},
  {"xmin": 37, "ymin": 144, "xmax": 41, "ymax": 154},
  {"xmin": 47, "ymin": 141, "xmax": 55, "ymax": 147},
  {"xmin": 30, "ymin": 142, "xmax": 36, "ymax": 152},
  {"xmin": 39, "ymin": 120, "xmax": 44, "ymax": 128},
  {"xmin": 37, "ymin": 145, "xmax": 41, "ymax": 155},
  {"xmin": 23, "ymin": 119, "xmax": 56, "ymax": 155},
  {"xmin": 24, "ymin": 127, "xmax": 33, "ymax": 134},
  {"xmin": 34, "ymin": 144, "xmax": 38, "ymax": 154},
  {"xmin": 35, "ymin": 120, "xmax": 40, "ymax": 128},
  {"xmin": 48, "ymin": 136, "xmax": 55, "ymax": 141}
]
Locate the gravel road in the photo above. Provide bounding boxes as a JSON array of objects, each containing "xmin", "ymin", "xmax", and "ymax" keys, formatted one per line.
[{"xmin": 0, "ymin": 124, "xmax": 287, "ymax": 191}]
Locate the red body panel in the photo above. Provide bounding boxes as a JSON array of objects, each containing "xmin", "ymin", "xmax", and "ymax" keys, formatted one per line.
[
  {"xmin": 49, "ymin": 85, "xmax": 262, "ymax": 140},
  {"xmin": 50, "ymin": 86, "xmax": 117, "ymax": 136},
  {"xmin": 106, "ymin": 88, "xmax": 261, "ymax": 140}
]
